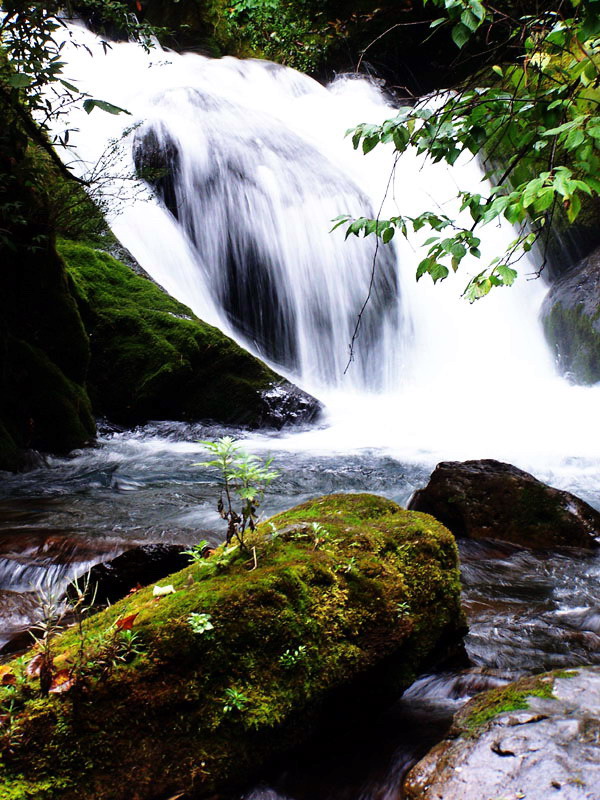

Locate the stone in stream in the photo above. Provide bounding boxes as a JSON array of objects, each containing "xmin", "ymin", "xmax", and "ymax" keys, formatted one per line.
[
  {"xmin": 68, "ymin": 543, "xmax": 191, "ymax": 607},
  {"xmin": 408, "ymin": 459, "xmax": 600, "ymax": 550},
  {"xmin": 0, "ymin": 494, "xmax": 466, "ymax": 800},
  {"xmin": 541, "ymin": 244, "xmax": 600, "ymax": 385},
  {"xmin": 404, "ymin": 666, "xmax": 600, "ymax": 800}
]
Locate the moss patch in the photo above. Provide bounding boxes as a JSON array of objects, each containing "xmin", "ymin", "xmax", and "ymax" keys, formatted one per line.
[
  {"xmin": 59, "ymin": 240, "xmax": 288, "ymax": 425},
  {"xmin": 0, "ymin": 493, "xmax": 464, "ymax": 800},
  {"xmin": 455, "ymin": 669, "xmax": 578, "ymax": 736}
]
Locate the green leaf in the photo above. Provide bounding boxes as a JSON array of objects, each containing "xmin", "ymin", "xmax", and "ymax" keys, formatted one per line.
[
  {"xmin": 83, "ymin": 98, "xmax": 131, "ymax": 115},
  {"xmin": 59, "ymin": 78, "xmax": 79, "ymax": 92},
  {"xmin": 451, "ymin": 22, "xmax": 471, "ymax": 49},
  {"xmin": 495, "ymin": 265, "xmax": 518, "ymax": 285},
  {"xmin": 8, "ymin": 73, "xmax": 32, "ymax": 88}
]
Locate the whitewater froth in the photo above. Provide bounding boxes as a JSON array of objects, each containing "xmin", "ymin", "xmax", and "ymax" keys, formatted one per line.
[{"xmin": 49, "ymin": 25, "xmax": 600, "ymax": 481}]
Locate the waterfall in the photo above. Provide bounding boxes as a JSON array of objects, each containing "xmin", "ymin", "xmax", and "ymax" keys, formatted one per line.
[{"xmin": 49, "ymin": 24, "xmax": 600, "ymax": 473}]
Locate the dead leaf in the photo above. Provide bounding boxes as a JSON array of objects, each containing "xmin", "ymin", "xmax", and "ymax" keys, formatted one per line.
[
  {"xmin": 152, "ymin": 584, "xmax": 175, "ymax": 597},
  {"xmin": 0, "ymin": 668, "xmax": 16, "ymax": 686},
  {"xmin": 49, "ymin": 669, "xmax": 75, "ymax": 694},
  {"xmin": 26, "ymin": 654, "xmax": 44, "ymax": 678},
  {"xmin": 116, "ymin": 613, "xmax": 139, "ymax": 631}
]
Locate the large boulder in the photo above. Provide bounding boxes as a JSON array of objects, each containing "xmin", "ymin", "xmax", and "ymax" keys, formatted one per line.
[
  {"xmin": 541, "ymin": 245, "xmax": 600, "ymax": 384},
  {"xmin": 0, "ymin": 493, "xmax": 464, "ymax": 800},
  {"xmin": 59, "ymin": 240, "xmax": 320, "ymax": 428},
  {"xmin": 408, "ymin": 459, "xmax": 600, "ymax": 550},
  {"xmin": 404, "ymin": 666, "xmax": 600, "ymax": 800}
]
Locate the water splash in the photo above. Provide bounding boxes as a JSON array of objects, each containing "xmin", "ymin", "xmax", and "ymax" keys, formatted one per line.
[{"xmin": 48, "ymin": 24, "xmax": 600, "ymax": 484}]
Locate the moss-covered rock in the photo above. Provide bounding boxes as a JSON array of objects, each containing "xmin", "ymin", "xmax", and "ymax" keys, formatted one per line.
[
  {"xmin": 408, "ymin": 459, "xmax": 600, "ymax": 550},
  {"xmin": 541, "ymin": 245, "xmax": 600, "ymax": 385},
  {"xmin": 0, "ymin": 493, "xmax": 464, "ymax": 800},
  {"xmin": 59, "ymin": 240, "xmax": 319, "ymax": 426},
  {"xmin": 404, "ymin": 667, "xmax": 600, "ymax": 800}
]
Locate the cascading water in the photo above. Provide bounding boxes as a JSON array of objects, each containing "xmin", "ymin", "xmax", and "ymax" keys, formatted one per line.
[{"xmin": 46, "ymin": 23, "xmax": 600, "ymax": 479}]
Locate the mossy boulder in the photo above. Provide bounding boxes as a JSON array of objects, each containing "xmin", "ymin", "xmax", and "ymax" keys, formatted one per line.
[
  {"xmin": 408, "ymin": 459, "xmax": 600, "ymax": 550},
  {"xmin": 0, "ymin": 493, "xmax": 464, "ymax": 800},
  {"xmin": 59, "ymin": 240, "xmax": 320, "ymax": 427},
  {"xmin": 541, "ymin": 245, "xmax": 600, "ymax": 385},
  {"xmin": 404, "ymin": 667, "xmax": 600, "ymax": 799}
]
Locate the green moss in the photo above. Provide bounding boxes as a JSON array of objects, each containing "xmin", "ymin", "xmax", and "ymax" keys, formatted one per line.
[
  {"xmin": 0, "ymin": 494, "xmax": 464, "ymax": 800},
  {"xmin": 58, "ymin": 239, "xmax": 286, "ymax": 425},
  {"xmin": 456, "ymin": 669, "xmax": 578, "ymax": 735},
  {"xmin": 543, "ymin": 302, "xmax": 600, "ymax": 385}
]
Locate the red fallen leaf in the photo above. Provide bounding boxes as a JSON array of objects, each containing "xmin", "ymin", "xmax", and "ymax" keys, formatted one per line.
[
  {"xmin": 116, "ymin": 612, "xmax": 139, "ymax": 631},
  {"xmin": 49, "ymin": 669, "xmax": 75, "ymax": 694},
  {"xmin": 26, "ymin": 654, "xmax": 45, "ymax": 678},
  {"xmin": 0, "ymin": 671, "xmax": 16, "ymax": 686},
  {"xmin": 127, "ymin": 583, "xmax": 143, "ymax": 596}
]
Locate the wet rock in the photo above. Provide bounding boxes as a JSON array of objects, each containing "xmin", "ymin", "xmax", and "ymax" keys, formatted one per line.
[
  {"xmin": 0, "ymin": 590, "xmax": 40, "ymax": 656},
  {"xmin": 541, "ymin": 244, "xmax": 600, "ymax": 384},
  {"xmin": 69, "ymin": 543, "xmax": 190, "ymax": 606},
  {"xmin": 408, "ymin": 459, "xmax": 600, "ymax": 550},
  {"xmin": 404, "ymin": 666, "xmax": 600, "ymax": 800},
  {"xmin": 258, "ymin": 382, "xmax": 322, "ymax": 429}
]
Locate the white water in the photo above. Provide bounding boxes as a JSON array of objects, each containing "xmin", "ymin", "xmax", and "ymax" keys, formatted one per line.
[{"xmin": 49, "ymin": 25, "xmax": 600, "ymax": 491}]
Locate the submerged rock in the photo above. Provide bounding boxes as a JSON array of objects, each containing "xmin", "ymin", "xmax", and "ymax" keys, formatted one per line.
[
  {"xmin": 0, "ymin": 493, "xmax": 464, "ymax": 800},
  {"xmin": 69, "ymin": 543, "xmax": 191, "ymax": 607},
  {"xmin": 59, "ymin": 240, "xmax": 320, "ymax": 428},
  {"xmin": 404, "ymin": 666, "xmax": 600, "ymax": 800},
  {"xmin": 541, "ymin": 244, "xmax": 600, "ymax": 384},
  {"xmin": 408, "ymin": 459, "xmax": 600, "ymax": 550}
]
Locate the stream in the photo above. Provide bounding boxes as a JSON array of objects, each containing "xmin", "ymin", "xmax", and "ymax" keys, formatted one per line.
[{"xmin": 1, "ymin": 421, "xmax": 599, "ymax": 798}]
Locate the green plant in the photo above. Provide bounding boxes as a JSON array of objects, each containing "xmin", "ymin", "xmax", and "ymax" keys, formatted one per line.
[
  {"xmin": 335, "ymin": 0, "xmax": 600, "ymax": 317},
  {"xmin": 222, "ymin": 687, "xmax": 249, "ymax": 714},
  {"xmin": 396, "ymin": 601, "xmax": 411, "ymax": 618},
  {"xmin": 187, "ymin": 612, "xmax": 214, "ymax": 635},
  {"xmin": 195, "ymin": 436, "xmax": 279, "ymax": 549},
  {"xmin": 279, "ymin": 645, "xmax": 307, "ymax": 668},
  {"xmin": 182, "ymin": 540, "xmax": 212, "ymax": 565}
]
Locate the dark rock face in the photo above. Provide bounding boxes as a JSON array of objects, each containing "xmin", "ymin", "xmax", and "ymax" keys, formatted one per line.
[
  {"xmin": 541, "ymin": 245, "xmax": 600, "ymax": 384},
  {"xmin": 408, "ymin": 459, "xmax": 600, "ymax": 550},
  {"xmin": 0, "ymin": 122, "xmax": 95, "ymax": 471},
  {"xmin": 70, "ymin": 543, "xmax": 190, "ymax": 607},
  {"xmin": 258, "ymin": 383, "xmax": 322, "ymax": 429},
  {"xmin": 404, "ymin": 667, "xmax": 600, "ymax": 800}
]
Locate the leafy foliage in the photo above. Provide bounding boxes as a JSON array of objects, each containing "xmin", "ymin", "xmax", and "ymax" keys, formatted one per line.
[
  {"xmin": 222, "ymin": 0, "xmax": 375, "ymax": 73},
  {"xmin": 0, "ymin": 2, "xmax": 161, "ymax": 183},
  {"xmin": 339, "ymin": 0, "xmax": 600, "ymax": 300},
  {"xmin": 195, "ymin": 436, "xmax": 279, "ymax": 549}
]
